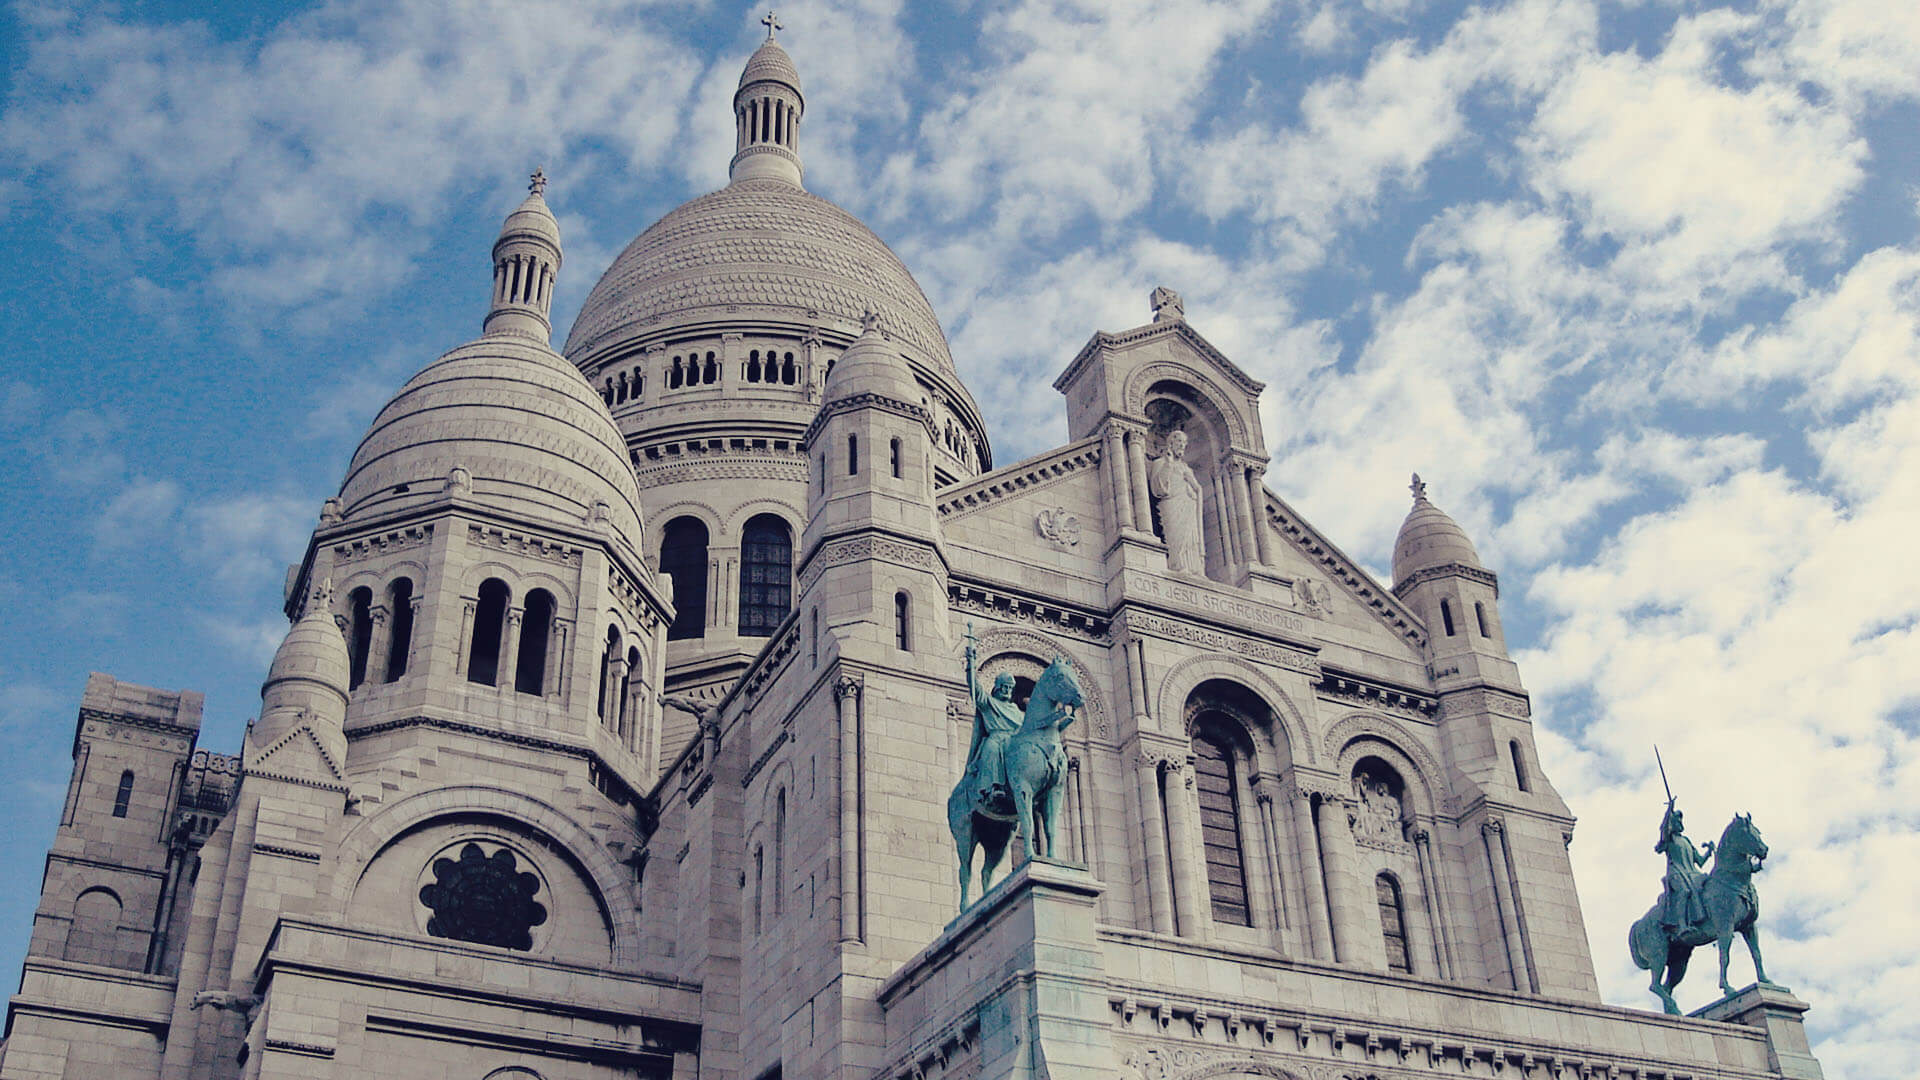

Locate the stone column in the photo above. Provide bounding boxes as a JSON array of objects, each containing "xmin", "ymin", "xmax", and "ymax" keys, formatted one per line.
[
  {"xmin": 365, "ymin": 605, "xmax": 392, "ymax": 685},
  {"xmin": 1254, "ymin": 782, "xmax": 1300, "ymax": 954},
  {"xmin": 1246, "ymin": 466, "xmax": 1275, "ymax": 566},
  {"xmin": 455, "ymin": 599, "xmax": 477, "ymax": 677},
  {"xmin": 1481, "ymin": 819, "xmax": 1533, "ymax": 992},
  {"xmin": 1289, "ymin": 787, "xmax": 1335, "ymax": 961},
  {"xmin": 1319, "ymin": 795, "xmax": 1376, "ymax": 968},
  {"xmin": 1162, "ymin": 758, "xmax": 1211, "ymax": 940},
  {"xmin": 1124, "ymin": 637, "xmax": 1149, "ymax": 716},
  {"xmin": 602, "ymin": 654, "xmax": 627, "ymax": 727},
  {"xmin": 547, "ymin": 618, "xmax": 570, "ymax": 701},
  {"xmin": 837, "ymin": 675, "xmax": 864, "ymax": 943},
  {"xmin": 1105, "ymin": 427, "xmax": 1135, "ymax": 533},
  {"xmin": 1413, "ymin": 827, "xmax": 1456, "ymax": 979},
  {"xmin": 1133, "ymin": 754, "xmax": 1175, "ymax": 934},
  {"xmin": 498, "ymin": 607, "xmax": 524, "ymax": 691},
  {"xmin": 1125, "ymin": 428, "xmax": 1154, "ymax": 534}
]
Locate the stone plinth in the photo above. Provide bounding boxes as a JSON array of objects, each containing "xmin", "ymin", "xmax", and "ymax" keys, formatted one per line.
[
  {"xmin": 1694, "ymin": 984, "xmax": 1824, "ymax": 1079},
  {"xmin": 877, "ymin": 858, "xmax": 1112, "ymax": 1080}
]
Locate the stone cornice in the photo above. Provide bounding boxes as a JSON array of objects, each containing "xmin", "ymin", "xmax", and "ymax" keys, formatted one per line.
[
  {"xmin": 1391, "ymin": 561, "xmax": 1500, "ymax": 599},
  {"xmin": 1053, "ymin": 319, "xmax": 1266, "ymax": 398},
  {"xmin": 947, "ymin": 579, "xmax": 1111, "ymax": 642},
  {"xmin": 73, "ymin": 708, "xmax": 199, "ymax": 759},
  {"xmin": 935, "ymin": 436, "xmax": 1103, "ymax": 519},
  {"xmin": 801, "ymin": 390, "xmax": 932, "ymax": 448},
  {"xmin": 1317, "ymin": 668, "xmax": 1439, "ymax": 717}
]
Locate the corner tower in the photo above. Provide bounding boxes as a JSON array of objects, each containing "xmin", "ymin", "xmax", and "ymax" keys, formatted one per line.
[{"xmin": 564, "ymin": 26, "xmax": 988, "ymax": 740}]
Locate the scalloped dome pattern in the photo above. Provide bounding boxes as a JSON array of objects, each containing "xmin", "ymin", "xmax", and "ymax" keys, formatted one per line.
[
  {"xmin": 339, "ymin": 336, "xmax": 645, "ymax": 555},
  {"xmin": 739, "ymin": 40, "xmax": 801, "ymax": 92},
  {"xmin": 563, "ymin": 181, "xmax": 955, "ymax": 372}
]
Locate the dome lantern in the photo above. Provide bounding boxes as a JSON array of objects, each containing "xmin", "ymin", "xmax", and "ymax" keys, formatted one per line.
[
  {"xmin": 484, "ymin": 168, "xmax": 564, "ymax": 340},
  {"xmin": 730, "ymin": 14, "xmax": 805, "ymax": 188}
]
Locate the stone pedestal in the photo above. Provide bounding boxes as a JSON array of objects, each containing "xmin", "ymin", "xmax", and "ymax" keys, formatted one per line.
[
  {"xmin": 877, "ymin": 858, "xmax": 1112, "ymax": 1080},
  {"xmin": 1694, "ymin": 983, "xmax": 1824, "ymax": 1079}
]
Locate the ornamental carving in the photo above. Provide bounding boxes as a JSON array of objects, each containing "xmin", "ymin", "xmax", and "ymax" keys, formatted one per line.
[
  {"xmin": 1034, "ymin": 506, "xmax": 1082, "ymax": 548},
  {"xmin": 418, "ymin": 842, "xmax": 548, "ymax": 951},
  {"xmin": 798, "ymin": 535, "xmax": 938, "ymax": 591},
  {"xmin": 1127, "ymin": 611, "xmax": 1319, "ymax": 675},
  {"xmin": 949, "ymin": 586, "xmax": 1108, "ymax": 642},
  {"xmin": 332, "ymin": 524, "xmax": 433, "ymax": 564}
]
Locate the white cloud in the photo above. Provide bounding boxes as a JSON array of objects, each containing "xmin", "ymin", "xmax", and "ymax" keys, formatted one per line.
[
  {"xmin": 93, "ymin": 478, "xmax": 183, "ymax": 552},
  {"xmin": 181, "ymin": 492, "xmax": 316, "ymax": 595}
]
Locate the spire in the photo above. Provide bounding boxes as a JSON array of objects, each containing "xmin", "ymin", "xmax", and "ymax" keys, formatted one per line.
[
  {"xmin": 484, "ymin": 168, "xmax": 564, "ymax": 340},
  {"xmin": 730, "ymin": 16, "xmax": 805, "ymax": 187},
  {"xmin": 255, "ymin": 575, "xmax": 351, "ymax": 749}
]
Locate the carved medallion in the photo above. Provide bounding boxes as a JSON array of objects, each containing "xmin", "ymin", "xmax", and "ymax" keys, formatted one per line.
[{"xmin": 1035, "ymin": 506, "xmax": 1082, "ymax": 548}]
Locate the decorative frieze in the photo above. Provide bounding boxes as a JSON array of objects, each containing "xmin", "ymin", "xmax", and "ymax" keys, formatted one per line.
[
  {"xmin": 948, "ymin": 583, "xmax": 1109, "ymax": 642},
  {"xmin": 936, "ymin": 439, "xmax": 1103, "ymax": 518},
  {"xmin": 1126, "ymin": 610, "xmax": 1319, "ymax": 675},
  {"xmin": 1317, "ymin": 671, "xmax": 1437, "ymax": 717},
  {"xmin": 799, "ymin": 534, "xmax": 940, "ymax": 591},
  {"xmin": 332, "ymin": 524, "xmax": 433, "ymax": 563},
  {"xmin": 466, "ymin": 523, "xmax": 581, "ymax": 567}
]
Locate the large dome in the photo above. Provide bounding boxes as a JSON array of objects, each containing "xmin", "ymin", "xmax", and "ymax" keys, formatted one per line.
[
  {"xmin": 338, "ymin": 335, "xmax": 646, "ymax": 557},
  {"xmin": 563, "ymin": 179, "xmax": 956, "ymax": 374}
]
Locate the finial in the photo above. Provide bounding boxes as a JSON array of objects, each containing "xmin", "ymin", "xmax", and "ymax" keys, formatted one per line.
[
  {"xmin": 761, "ymin": 9, "xmax": 782, "ymax": 40},
  {"xmin": 1150, "ymin": 285, "xmax": 1185, "ymax": 323},
  {"xmin": 1410, "ymin": 473, "xmax": 1427, "ymax": 502},
  {"xmin": 859, "ymin": 308, "xmax": 881, "ymax": 335},
  {"xmin": 528, "ymin": 167, "xmax": 548, "ymax": 197},
  {"xmin": 309, "ymin": 576, "xmax": 334, "ymax": 608}
]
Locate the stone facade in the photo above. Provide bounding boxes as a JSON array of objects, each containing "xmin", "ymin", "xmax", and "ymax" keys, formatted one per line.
[{"xmin": 2, "ymin": 30, "xmax": 1821, "ymax": 1080}]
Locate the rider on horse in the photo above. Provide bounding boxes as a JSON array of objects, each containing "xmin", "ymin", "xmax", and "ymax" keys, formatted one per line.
[
  {"xmin": 964, "ymin": 638, "xmax": 1023, "ymax": 807},
  {"xmin": 1655, "ymin": 802, "xmax": 1714, "ymax": 935}
]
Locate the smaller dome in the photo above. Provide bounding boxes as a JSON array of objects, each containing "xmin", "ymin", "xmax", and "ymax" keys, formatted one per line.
[
  {"xmin": 739, "ymin": 40, "xmax": 801, "ymax": 93},
  {"xmin": 824, "ymin": 316, "xmax": 918, "ymax": 403},
  {"xmin": 1392, "ymin": 474, "xmax": 1482, "ymax": 585},
  {"xmin": 338, "ymin": 336, "xmax": 646, "ymax": 558},
  {"xmin": 498, "ymin": 173, "xmax": 560, "ymax": 250},
  {"xmin": 262, "ymin": 579, "xmax": 350, "ymax": 706}
]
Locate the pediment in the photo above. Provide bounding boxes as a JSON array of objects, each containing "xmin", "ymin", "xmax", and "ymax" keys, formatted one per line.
[{"xmin": 245, "ymin": 716, "xmax": 349, "ymax": 790}]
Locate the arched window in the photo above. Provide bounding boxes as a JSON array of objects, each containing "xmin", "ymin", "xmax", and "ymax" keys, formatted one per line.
[
  {"xmin": 1378, "ymin": 873, "xmax": 1412, "ymax": 973},
  {"xmin": 703, "ymin": 351, "xmax": 719, "ymax": 384},
  {"xmin": 385, "ymin": 578, "xmax": 414, "ymax": 681},
  {"xmin": 752, "ymin": 844, "xmax": 765, "ymax": 935},
  {"xmin": 111, "ymin": 770, "xmax": 134, "ymax": 818},
  {"xmin": 598, "ymin": 625, "xmax": 621, "ymax": 721},
  {"xmin": 894, "ymin": 591, "xmax": 911, "ymax": 651},
  {"xmin": 64, "ymin": 888, "xmax": 122, "ymax": 965},
  {"xmin": 1510, "ymin": 740, "xmax": 1531, "ymax": 792},
  {"xmin": 747, "ymin": 349, "xmax": 762, "ymax": 382},
  {"xmin": 468, "ymin": 579, "xmax": 510, "ymax": 685},
  {"xmin": 781, "ymin": 351, "xmax": 797, "ymax": 384},
  {"xmin": 660, "ymin": 517, "xmax": 709, "ymax": 641},
  {"xmin": 848, "ymin": 433, "xmax": 859, "ymax": 475},
  {"xmin": 1440, "ymin": 599, "xmax": 1456, "ymax": 637},
  {"xmin": 621, "ymin": 646, "xmax": 640, "ymax": 740},
  {"xmin": 890, "ymin": 437, "xmax": 902, "ymax": 478},
  {"xmin": 1475, "ymin": 601, "xmax": 1491, "ymax": 638},
  {"xmin": 515, "ymin": 590, "xmax": 555, "ymax": 695},
  {"xmin": 347, "ymin": 586, "xmax": 373, "ymax": 689},
  {"xmin": 737, "ymin": 515, "xmax": 793, "ymax": 637},
  {"xmin": 810, "ymin": 607, "xmax": 819, "ymax": 668},
  {"xmin": 1192, "ymin": 720, "xmax": 1251, "ymax": 927}
]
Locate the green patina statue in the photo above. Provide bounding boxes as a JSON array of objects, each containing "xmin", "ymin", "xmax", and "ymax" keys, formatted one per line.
[
  {"xmin": 1629, "ymin": 799, "xmax": 1778, "ymax": 1013},
  {"xmin": 946, "ymin": 626, "xmax": 1084, "ymax": 910}
]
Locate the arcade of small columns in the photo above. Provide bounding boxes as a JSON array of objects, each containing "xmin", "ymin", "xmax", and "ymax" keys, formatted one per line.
[{"xmin": 1101, "ymin": 424, "xmax": 1276, "ymax": 571}]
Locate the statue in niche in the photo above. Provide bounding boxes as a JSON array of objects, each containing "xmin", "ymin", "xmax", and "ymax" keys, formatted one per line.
[
  {"xmin": 1352, "ymin": 766, "xmax": 1404, "ymax": 840},
  {"xmin": 1149, "ymin": 429, "xmax": 1206, "ymax": 574}
]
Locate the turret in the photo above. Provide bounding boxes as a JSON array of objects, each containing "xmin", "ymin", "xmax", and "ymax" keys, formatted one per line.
[
  {"xmin": 483, "ymin": 169, "xmax": 563, "ymax": 339},
  {"xmin": 1391, "ymin": 474, "xmax": 1514, "ymax": 687},
  {"xmin": 255, "ymin": 576, "xmax": 350, "ymax": 767},
  {"xmin": 729, "ymin": 16, "xmax": 805, "ymax": 187}
]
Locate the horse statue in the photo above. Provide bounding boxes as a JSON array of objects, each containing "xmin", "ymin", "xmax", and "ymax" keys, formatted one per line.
[
  {"xmin": 1628, "ymin": 811, "xmax": 1774, "ymax": 1013},
  {"xmin": 947, "ymin": 651, "xmax": 1084, "ymax": 910}
]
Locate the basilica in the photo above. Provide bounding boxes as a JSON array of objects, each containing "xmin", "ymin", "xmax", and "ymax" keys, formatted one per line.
[{"xmin": 0, "ymin": 27, "xmax": 1823, "ymax": 1080}]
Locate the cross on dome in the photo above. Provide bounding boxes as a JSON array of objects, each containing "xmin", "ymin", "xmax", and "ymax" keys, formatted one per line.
[
  {"xmin": 528, "ymin": 167, "xmax": 548, "ymax": 196},
  {"xmin": 1410, "ymin": 473, "xmax": 1428, "ymax": 501},
  {"xmin": 860, "ymin": 308, "xmax": 881, "ymax": 334},
  {"xmin": 761, "ymin": 10, "xmax": 782, "ymax": 40}
]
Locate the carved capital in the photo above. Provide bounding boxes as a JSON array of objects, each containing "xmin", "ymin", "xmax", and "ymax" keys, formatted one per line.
[
  {"xmin": 507, "ymin": 608, "xmax": 524, "ymax": 626},
  {"xmin": 834, "ymin": 674, "xmax": 863, "ymax": 703},
  {"xmin": 1412, "ymin": 826, "xmax": 1432, "ymax": 846},
  {"xmin": 1482, "ymin": 817, "xmax": 1505, "ymax": 836},
  {"xmin": 370, "ymin": 605, "xmax": 390, "ymax": 626}
]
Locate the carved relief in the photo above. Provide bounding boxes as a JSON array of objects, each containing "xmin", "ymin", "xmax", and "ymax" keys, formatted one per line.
[
  {"xmin": 1127, "ymin": 612, "xmax": 1319, "ymax": 675},
  {"xmin": 1293, "ymin": 577, "xmax": 1331, "ymax": 618},
  {"xmin": 1034, "ymin": 506, "xmax": 1082, "ymax": 548}
]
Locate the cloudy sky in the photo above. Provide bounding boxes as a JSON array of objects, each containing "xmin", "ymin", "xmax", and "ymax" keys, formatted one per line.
[{"xmin": 0, "ymin": 0, "xmax": 1914, "ymax": 1073}]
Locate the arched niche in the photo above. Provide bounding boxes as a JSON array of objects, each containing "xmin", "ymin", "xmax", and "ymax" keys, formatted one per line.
[
  {"xmin": 1141, "ymin": 382, "xmax": 1235, "ymax": 583},
  {"xmin": 1327, "ymin": 718, "xmax": 1444, "ymax": 821},
  {"xmin": 972, "ymin": 627, "xmax": 1109, "ymax": 740},
  {"xmin": 1154, "ymin": 653, "xmax": 1313, "ymax": 766},
  {"xmin": 328, "ymin": 786, "xmax": 637, "ymax": 965}
]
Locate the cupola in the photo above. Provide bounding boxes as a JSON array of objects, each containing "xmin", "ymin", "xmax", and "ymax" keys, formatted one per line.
[
  {"xmin": 483, "ymin": 168, "xmax": 563, "ymax": 339},
  {"xmin": 730, "ymin": 15, "xmax": 805, "ymax": 187},
  {"xmin": 255, "ymin": 577, "xmax": 351, "ymax": 753},
  {"xmin": 1392, "ymin": 473, "xmax": 1483, "ymax": 585}
]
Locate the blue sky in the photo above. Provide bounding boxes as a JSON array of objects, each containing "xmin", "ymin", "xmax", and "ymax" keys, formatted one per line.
[{"xmin": 1, "ymin": 0, "xmax": 1915, "ymax": 1074}]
